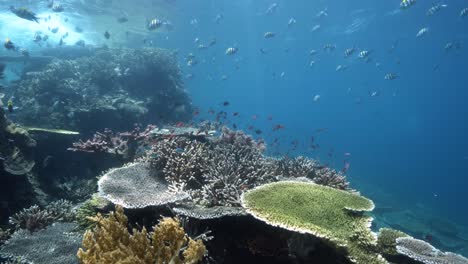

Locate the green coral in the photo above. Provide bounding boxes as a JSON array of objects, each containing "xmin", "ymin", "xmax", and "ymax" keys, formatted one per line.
[
  {"xmin": 241, "ymin": 181, "xmax": 387, "ymax": 264},
  {"xmin": 76, "ymin": 193, "xmax": 111, "ymax": 229},
  {"xmin": 377, "ymin": 228, "xmax": 409, "ymax": 257}
]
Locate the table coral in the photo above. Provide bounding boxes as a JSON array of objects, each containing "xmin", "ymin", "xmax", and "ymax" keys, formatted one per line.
[
  {"xmin": 77, "ymin": 205, "xmax": 206, "ymax": 264},
  {"xmin": 241, "ymin": 181, "xmax": 386, "ymax": 264}
]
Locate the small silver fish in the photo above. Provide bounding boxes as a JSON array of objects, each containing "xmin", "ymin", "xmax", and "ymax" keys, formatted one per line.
[
  {"xmin": 358, "ymin": 50, "xmax": 372, "ymax": 60},
  {"xmin": 288, "ymin": 18, "xmax": 296, "ymax": 27},
  {"xmin": 344, "ymin": 47, "xmax": 355, "ymax": 58},
  {"xmin": 416, "ymin": 27, "xmax": 429, "ymax": 38},
  {"xmin": 225, "ymin": 47, "xmax": 238, "ymax": 55},
  {"xmin": 311, "ymin": 24, "xmax": 321, "ymax": 32},
  {"xmin": 266, "ymin": 3, "xmax": 278, "ymax": 15},
  {"xmin": 264, "ymin": 32, "xmax": 276, "ymax": 38},
  {"xmin": 461, "ymin": 8, "xmax": 468, "ymax": 17},
  {"xmin": 147, "ymin": 18, "xmax": 163, "ymax": 30},
  {"xmin": 52, "ymin": 2, "xmax": 64, "ymax": 12},
  {"xmin": 335, "ymin": 65, "xmax": 348, "ymax": 72},
  {"xmin": 309, "ymin": 49, "xmax": 318, "ymax": 56},
  {"xmin": 400, "ymin": 0, "xmax": 416, "ymax": 9},
  {"xmin": 384, "ymin": 73, "xmax": 398, "ymax": 80},
  {"xmin": 426, "ymin": 4, "xmax": 447, "ymax": 16},
  {"xmin": 323, "ymin": 44, "xmax": 336, "ymax": 51}
]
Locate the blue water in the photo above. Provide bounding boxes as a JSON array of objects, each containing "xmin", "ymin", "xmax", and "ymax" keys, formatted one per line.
[
  {"xmin": 1, "ymin": 0, "xmax": 468, "ymax": 255},
  {"xmin": 173, "ymin": 0, "xmax": 468, "ymax": 226}
]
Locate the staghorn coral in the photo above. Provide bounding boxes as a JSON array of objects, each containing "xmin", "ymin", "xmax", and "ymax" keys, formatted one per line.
[
  {"xmin": 45, "ymin": 199, "xmax": 76, "ymax": 222},
  {"xmin": 68, "ymin": 128, "xmax": 132, "ymax": 156},
  {"xmin": 9, "ymin": 205, "xmax": 53, "ymax": 232},
  {"xmin": 312, "ymin": 167, "xmax": 350, "ymax": 190},
  {"xmin": 198, "ymin": 143, "xmax": 276, "ymax": 207},
  {"xmin": 272, "ymin": 156, "xmax": 318, "ymax": 178},
  {"xmin": 8, "ymin": 200, "xmax": 76, "ymax": 232},
  {"xmin": 156, "ymin": 137, "xmax": 209, "ymax": 188},
  {"xmin": 241, "ymin": 181, "xmax": 387, "ymax": 264},
  {"xmin": 396, "ymin": 237, "xmax": 468, "ymax": 264},
  {"xmin": 98, "ymin": 162, "xmax": 188, "ymax": 209},
  {"xmin": 215, "ymin": 127, "xmax": 266, "ymax": 152},
  {"xmin": 0, "ymin": 223, "xmax": 81, "ymax": 264},
  {"xmin": 77, "ymin": 205, "xmax": 206, "ymax": 264},
  {"xmin": 69, "ymin": 125, "xmax": 157, "ymax": 160}
]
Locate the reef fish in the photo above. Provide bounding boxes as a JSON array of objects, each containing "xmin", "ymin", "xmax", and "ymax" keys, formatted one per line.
[
  {"xmin": 266, "ymin": 3, "xmax": 278, "ymax": 15},
  {"xmin": 225, "ymin": 47, "xmax": 238, "ymax": 55},
  {"xmin": 400, "ymin": 0, "xmax": 416, "ymax": 9},
  {"xmin": 344, "ymin": 47, "xmax": 356, "ymax": 58},
  {"xmin": 4, "ymin": 38, "xmax": 16, "ymax": 51},
  {"xmin": 384, "ymin": 73, "xmax": 398, "ymax": 80},
  {"xmin": 10, "ymin": 6, "xmax": 39, "ymax": 23},
  {"xmin": 147, "ymin": 18, "xmax": 163, "ymax": 30},
  {"xmin": 426, "ymin": 4, "xmax": 447, "ymax": 16},
  {"xmin": 358, "ymin": 50, "xmax": 371, "ymax": 59},
  {"xmin": 416, "ymin": 27, "xmax": 429, "ymax": 38},
  {"xmin": 264, "ymin": 32, "xmax": 276, "ymax": 39},
  {"xmin": 51, "ymin": 2, "xmax": 64, "ymax": 12},
  {"xmin": 461, "ymin": 8, "xmax": 468, "ymax": 17}
]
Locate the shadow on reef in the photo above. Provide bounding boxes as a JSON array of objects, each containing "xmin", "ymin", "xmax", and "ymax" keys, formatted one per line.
[{"xmin": 11, "ymin": 47, "xmax": 192, "ymax": 133}]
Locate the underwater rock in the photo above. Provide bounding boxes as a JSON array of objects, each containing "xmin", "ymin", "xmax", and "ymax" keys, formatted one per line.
[
  {"xmin": 396, "ymin": 236, "xmax": 468, "ymax": 264},
  {"xmin": 0, "ymin": 222, "xmax": 82, "ymax": 264},
  {"xmin": 14, "ymin": 48, "xmax": 192, "ymax": 131},
  {"xmin": 98, "ymin": 162, "xmax": 189, "ymax": 209}
]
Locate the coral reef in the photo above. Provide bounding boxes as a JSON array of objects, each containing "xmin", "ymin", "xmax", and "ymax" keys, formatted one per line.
[
  {"xmin": 98, "ymin": 162, "xmax": 188, "ymax": 209},
  {"xmin": 45, "ymin": 199, "xmax": 76, "ymax": 222},
  {"xmin": 13, "ymin": 48, "xmax": 192, "ymax": 131},
  {"xmin": 77, "ymin": 205, "xmax": 206, "ymax": 264},
  {"xmin": 0, "ymin": 223, "xmax": 82, "ymax": 264},
  {"xmin": 75, "ymin": 193, "xmax": 111, "ymax": 229},
  {"xmin": 199, "ymin": 142, "xmax": 276, "ymax": 207},
  {"xmin": 377, "ymin": 228, "xmax": 409, "ymax": 257},
  {"xmin": 241, "ymin": 181, "xmax": 386, "ymax": 264},
  {"xmin": 311, "ymin": 167, "xmax": 350, "ymax": 190},
  {"xmin": 272, "ymin": 156, "xmax": 318, "ymax": 178},
  {"xmin": 396, "ymin": 236, "xmax": 468, "ymax": 264},
  {"xmin": 0, "ymin": 228, "xmax": 11, "ymax": 245},
  {"xmin": 68, "ymin": 125, "xmax": 156, "ymax": 160},
  {"xmin": 9, "ymin": 200, "xmax": 76, "ymax": 232},
  {"xmin": 8, "ymin": 205, "xmax": 53, "ymax": 232}
]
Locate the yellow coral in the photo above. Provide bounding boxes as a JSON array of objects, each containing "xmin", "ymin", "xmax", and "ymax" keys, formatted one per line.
[{"xmin": 77, "ymin": 205, "xmax": 206, "ymax": 264}]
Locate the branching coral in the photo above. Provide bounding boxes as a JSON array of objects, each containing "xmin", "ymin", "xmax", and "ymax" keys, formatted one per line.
[
  {"xmin": 241, "ymin": 181, "xmax": 386, "ymax": 264},
  {"xmin": 311, "ymin": 167, "xmax": 350, "ymax": 190},
  {"xmin": 46, "ymin": 199, "xmax": 76, "ymax": 222},
  {"xmin": 77, "ymin": 205, "xmax": 206, "ymax": 264},
  {"xmin": 9, "ymin": 200, "xmax": 76, "ymax": 232},
  {"xmin": 272, "ymin": 156, "xmax": 318, "ymax": 178},
  {"xmin": 9, "ymin": 205, "xmax": 53, "ymax": 232},
  {"xmin": 199, "ymin": 143, "xmax": 276, "ymax": 207}
]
